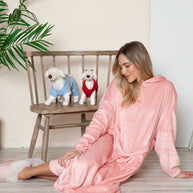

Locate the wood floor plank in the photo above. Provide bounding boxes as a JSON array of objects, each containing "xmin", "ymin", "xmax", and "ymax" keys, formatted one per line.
[{"xmin": 0, "ymin": 148, "xmax": 193, "ymax": 193}]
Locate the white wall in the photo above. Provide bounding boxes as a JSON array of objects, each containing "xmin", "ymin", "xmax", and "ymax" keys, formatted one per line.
[
  {"xmin": 0, "ymin": 0, "xmax": 150, "ymax": 148},
  {"xmin": 150, "ymin": 0, "xmax": 193, "ymax": 147}
]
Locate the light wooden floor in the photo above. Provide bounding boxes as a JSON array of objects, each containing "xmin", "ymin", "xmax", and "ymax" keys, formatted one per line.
[{"xmin": 0, "ymin": 147, "xmax": 193, "ymax": 193}]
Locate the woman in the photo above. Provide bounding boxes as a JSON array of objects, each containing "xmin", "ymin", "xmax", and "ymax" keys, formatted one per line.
[{"xmin": 7, "ymin": 42, "xmax": 193, "ymax": 192}]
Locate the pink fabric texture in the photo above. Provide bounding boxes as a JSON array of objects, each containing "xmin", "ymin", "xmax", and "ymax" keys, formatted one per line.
[
  {"xmin": 0, "ymin": 159, "xmax": 19, "ymax": 182},
  {"xmin": 0, "ymin": 163, "xmax": 10, "ymax": 181},
  {"xmin": 52, "ymin": 75, "xmax": 181, "ymax": 193}
]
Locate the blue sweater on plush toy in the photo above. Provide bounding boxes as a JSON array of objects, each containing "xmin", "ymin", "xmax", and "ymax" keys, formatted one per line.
[{"xmin": 50, "ymin": 74, "xmax": 79, "ymax": 98}]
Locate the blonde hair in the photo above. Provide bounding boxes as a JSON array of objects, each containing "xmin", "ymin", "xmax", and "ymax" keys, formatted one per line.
[{"xmin": 112, "ymin": 41, "xmax": 154, "ymax": 107}]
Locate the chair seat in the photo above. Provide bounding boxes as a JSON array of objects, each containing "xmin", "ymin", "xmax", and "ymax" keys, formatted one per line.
[{"xmin": 30, "ymin": 102, "xmax": 98, "ymax": 114}]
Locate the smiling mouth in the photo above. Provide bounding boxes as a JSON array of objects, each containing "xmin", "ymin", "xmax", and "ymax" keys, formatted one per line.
[{"xmin": 125, "ymin": 75, "xmax": 130, "ymax": 79}]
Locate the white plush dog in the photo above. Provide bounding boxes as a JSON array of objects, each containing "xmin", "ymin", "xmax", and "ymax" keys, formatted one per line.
[
  {"xmin": 79, "ymin": 69, "xmax": 98, "ymax": 105},
  {"xmin": 44, "ymin": 67, "xmax": 79, "ymax": 106}
]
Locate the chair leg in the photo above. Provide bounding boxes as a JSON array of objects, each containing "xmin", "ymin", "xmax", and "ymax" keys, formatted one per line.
[
  {"xmin": 28, "ymin": 114, "xmax": 42, "ymax": 158},
  {"xmin": 188, "ymin": 130, "xmax": 193, "ymax": 150},
  {"xmin": 41, "ymin": 115, "xmax": 50, "ymax": 161},
  {"xmin": 81, "ymin": 113, "xmax": 86, "ymax": 136}
]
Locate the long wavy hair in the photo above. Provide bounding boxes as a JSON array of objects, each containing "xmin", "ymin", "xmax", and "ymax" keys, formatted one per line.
[{"xmin": 112, "ymin": 41, "xmax": 154, "ymax": 107}]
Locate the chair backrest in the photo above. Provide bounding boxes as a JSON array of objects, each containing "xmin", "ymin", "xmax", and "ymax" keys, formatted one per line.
[{"xmin": 24, "ymin": 51, "xmax": 117, "ymax": 106}]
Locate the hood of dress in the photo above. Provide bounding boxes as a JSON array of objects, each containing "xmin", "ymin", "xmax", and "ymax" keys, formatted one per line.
[{"xmin": 141, "ymin": 75, "xmax": 166, "ymax": 87}]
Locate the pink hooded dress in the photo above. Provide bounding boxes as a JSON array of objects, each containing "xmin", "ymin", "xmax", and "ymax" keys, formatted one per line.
[{"xmin": 50, "ymin": 75, "xmax": 181, "ymax": 193}]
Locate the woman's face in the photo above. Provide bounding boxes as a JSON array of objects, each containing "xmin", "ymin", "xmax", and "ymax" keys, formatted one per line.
[{"xmin": 118, "ymin": 54, "xmax": 141, "ymax": 83}]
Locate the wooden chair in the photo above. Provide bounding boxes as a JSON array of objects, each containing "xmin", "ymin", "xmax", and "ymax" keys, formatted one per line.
[{"xmin": 24, "ymin": 50, "xmax": 117, "ymax": 161}]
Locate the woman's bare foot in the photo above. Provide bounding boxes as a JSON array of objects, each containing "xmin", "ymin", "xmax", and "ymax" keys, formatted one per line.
[
  {"xmin": 18, "ymin": 162, "xmax": 57, "ymax": 180},
  {"xmin": 18, "ymin": 167, "xmax": 32, "ymax": 180}
]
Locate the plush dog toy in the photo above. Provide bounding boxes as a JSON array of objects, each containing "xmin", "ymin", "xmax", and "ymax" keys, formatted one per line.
[
  {"xmin": 79, "ymin": 69, "xmax": 98, "ymax": 105},
  {"xmin": 44, "ymin": 67, "xmax": 79, "ymax": 106}
]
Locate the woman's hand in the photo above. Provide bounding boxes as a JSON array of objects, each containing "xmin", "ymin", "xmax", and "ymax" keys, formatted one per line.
[
  {"xmin": 176, "ymin": 171, "xmax": 193, "ymax": 178},
  {"xmin": 58, "ymin": 150, "xmax": 83, "ymax": 167}
]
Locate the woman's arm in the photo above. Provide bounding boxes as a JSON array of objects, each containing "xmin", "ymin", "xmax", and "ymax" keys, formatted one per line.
[
  {"xmin": 57, "ymin": 80, "xmax": 116, "ymax": 167},
  {"xmin": 74, "ymin": 79, "xmax": 116, "ymax": 152},
  {"xmin": 154, "ymin": 82, "xmax": 181, "ymax": 177}
]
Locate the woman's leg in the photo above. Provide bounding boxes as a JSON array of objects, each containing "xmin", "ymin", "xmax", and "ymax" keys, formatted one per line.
[
  {"xmin": 18, "ymin": 162, "xmax": 57, "ymax": 180},
  {"xmin": 35, "ymin": 175, "xmax": 58, "ymax": 181},
  {"xmin": 54, "ymin": 134, "xmax": 113, "ymax": 189},
  {"xmin": 19, "ymin": 134, "xmax": 113, "ymax": 184}
]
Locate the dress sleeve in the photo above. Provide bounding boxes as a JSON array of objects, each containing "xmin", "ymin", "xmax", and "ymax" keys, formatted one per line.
[
  {"xmin": 154, "ymin": 82, "xmax": 181, "ymax": 177},
  {"xmin": 75, "ymin": 79, "xmax": 116, "ymax": 152}
]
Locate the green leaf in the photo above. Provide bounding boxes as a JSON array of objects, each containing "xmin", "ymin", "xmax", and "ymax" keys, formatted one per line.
[
  {"xmin": 14, "ymin": 45, "xmax": 23, "ymax": 55},
  {"xmin": 12, "ymin": 8, "xmax": 22, "ymax": 21},
  {"xmin": 37, "ymin": 39, "xmax": 52, "ymax": 47},
  {"xmin": 0, "ymin": 54, "xmax": 11, "ymax": 70},
  {"xmin": 0, "ymin": 8, "xmax": 8, "ymax": 13},
  {"xmin": 0, "ymin": 1, "xmax": 8, "ymax": 7},
  {"xmin": 20, "ymin": 12, "xmax": 38, "ymax": 24},
  {"xmin": 8, "ymin": 16, "xmax": 30, "ymax": 27},
  {"xmin": 0, "ymin": 13, "xmax": 8, "ymax": 17},
  {"xmin": 5, "ymin": 27, "xmax": 22, "ymax": 46},
  {"xmin": 3, "ymin": 51, "xmax": 18, "ymax": 70},
  {"xmin": 8, "ymin": 48, "xmax": 26, "ymax": 70},
  {"xmin": 0, "ymin": 19, "xmax": 8, "ymax": 24},
  {"xmin": 25, "ymin": 25, "xmax": 40, "ymax": 41},
  {"xmin": 0, "ymin": 9, "xmax": 8, "ymax": 23},
  {"xmin": 0, "ymin": 0, "xmax": 54, "ymax": 70},
  {"xmin": 25, "ymin": 41, "xmax": 49, "ymax": 52},
  {"xmin": 21, "ymin": 9, "xmax": 38, "ymax": 23},
  {"xmin": 17, "ymin": 24, "xmax": 37, "ymax": 43},
  {"xmin": 40, "ymin": 24, "xmax": 54, "ymax": 39},
  {"xmin": 31, "ymin": 24, "xmax": 45, "ymax": 40},
  {"xmin": 8, "ymin": 21, "xmax": 29, "ymax": 26},
  {"xmin": 13, "ymin": 46, "xmax": 25, "ymax": 63}
]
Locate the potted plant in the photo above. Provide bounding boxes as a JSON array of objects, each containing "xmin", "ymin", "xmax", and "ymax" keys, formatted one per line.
[{"xmin": 0, "ymin": 0, "xmax": 54, "ymax": 70}]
